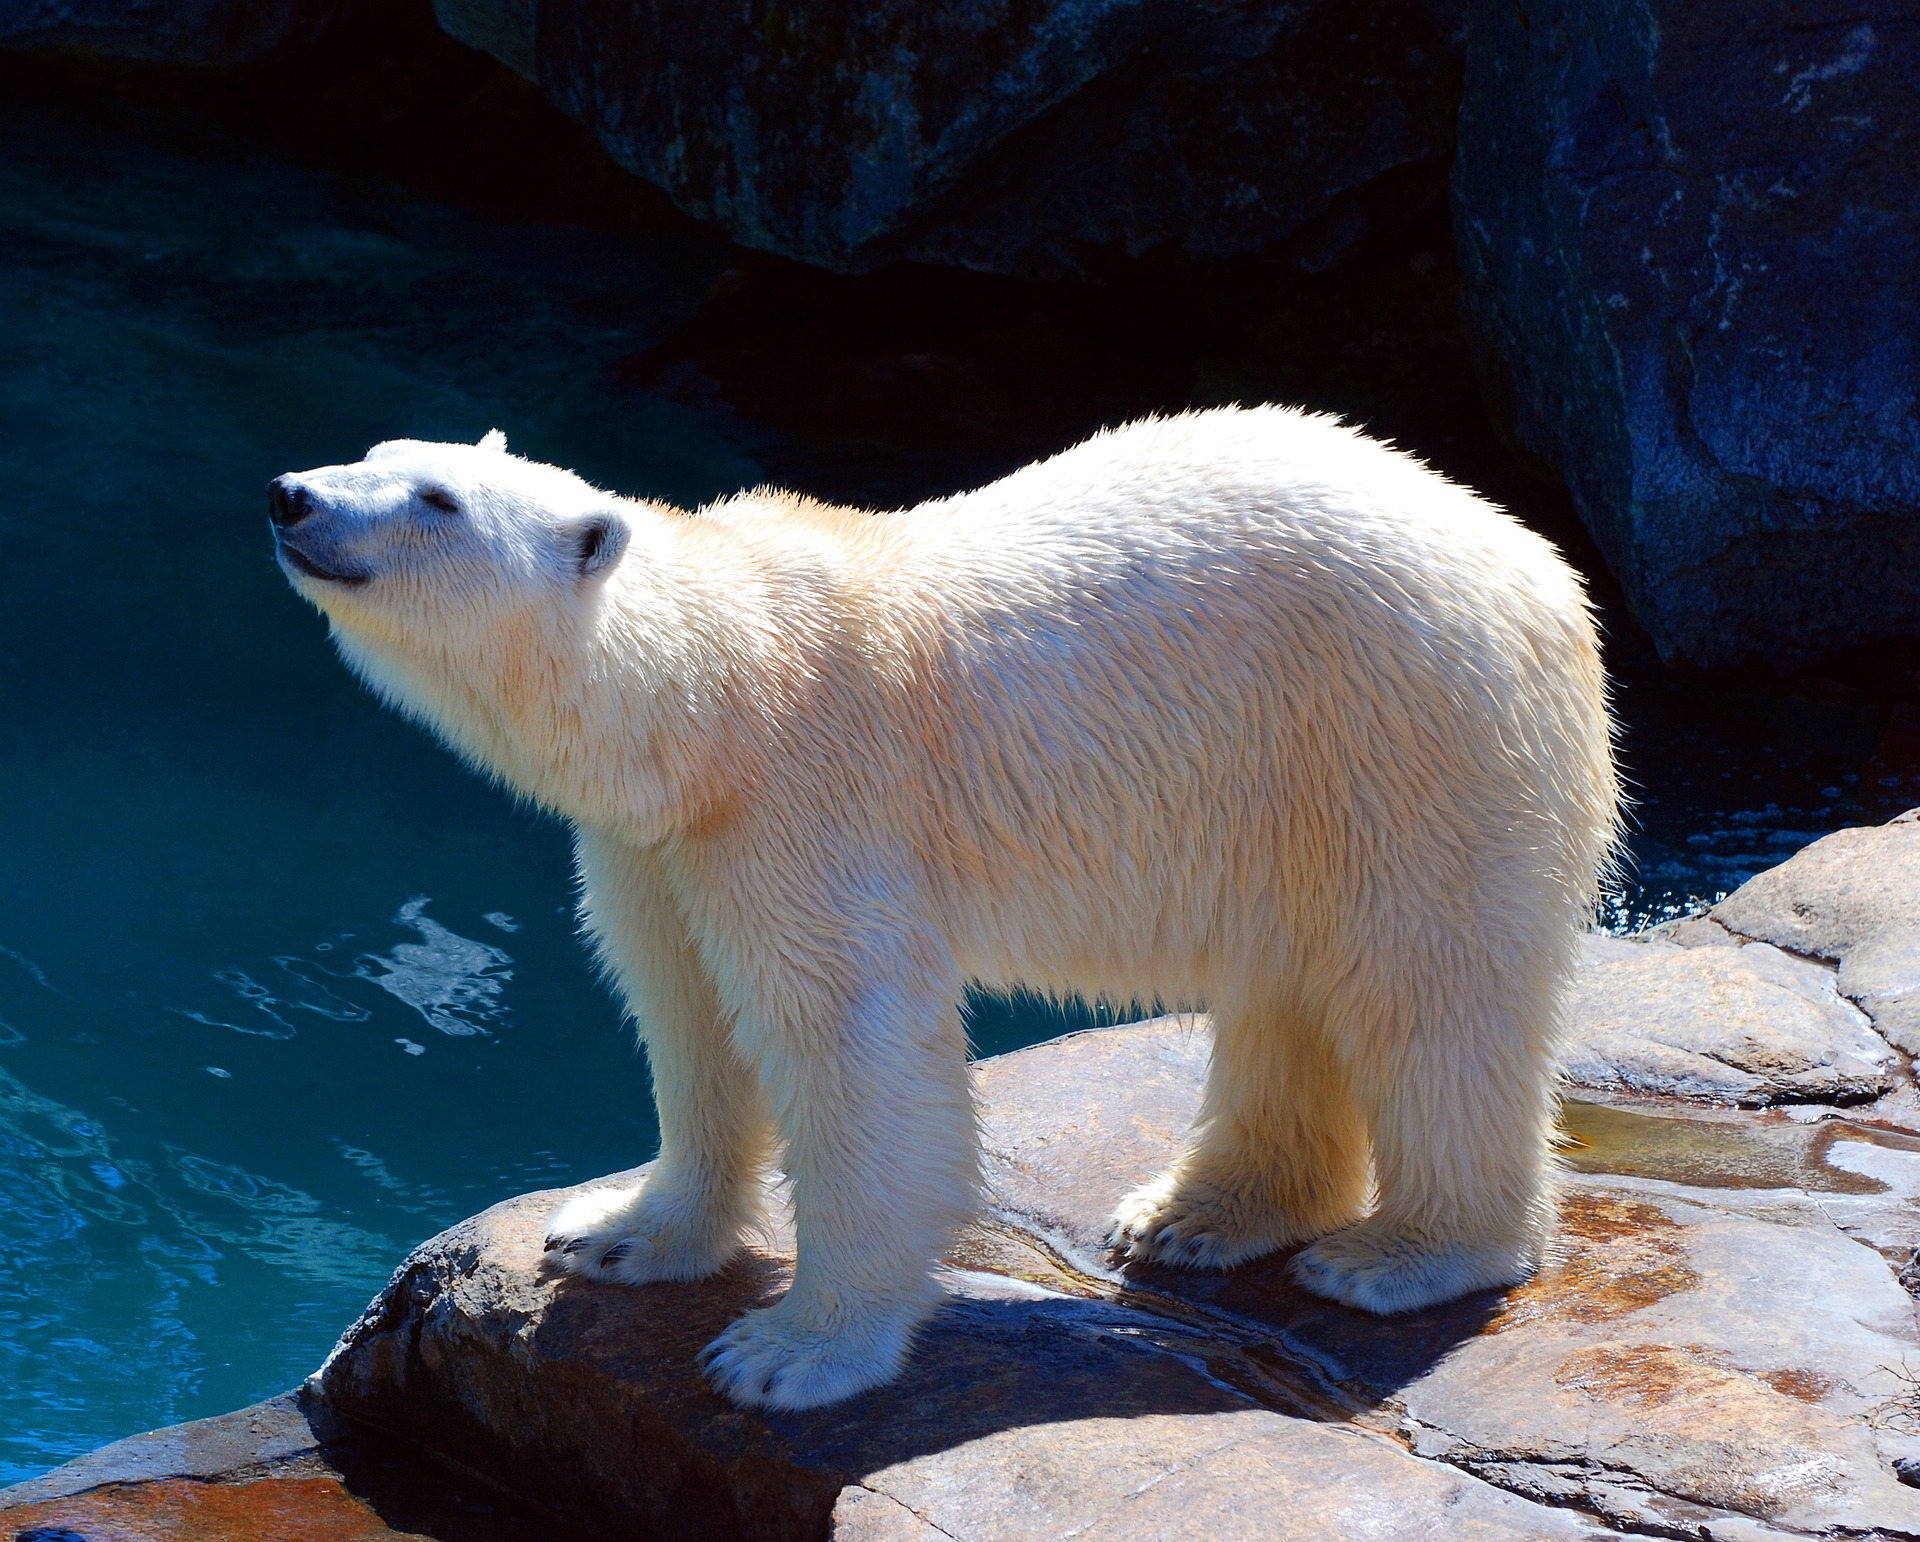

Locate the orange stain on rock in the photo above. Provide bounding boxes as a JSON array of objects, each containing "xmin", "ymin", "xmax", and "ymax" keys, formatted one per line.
[
  {"xmin": 1556, "ymin": 1343, "xmax": 1722, "ymax": 1410},
  {"xmin": 1551, "ymin": 1344, "xmax": 1847, "ymax": 1517},
  {"xmin": 4, "ymin": 1475, "xmax": 426, "ymax": 1541},
  {"xmin": 1486, "ymin": 1191, "xmax": 1700, "ymax": 1332},
  {"xmin": 1758, "ymin": 1366, "xmax": 1839, "ymax": 1404}
]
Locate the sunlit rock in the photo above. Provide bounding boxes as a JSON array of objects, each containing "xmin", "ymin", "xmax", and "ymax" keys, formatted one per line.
[
  {"xmin": 1562, "ymin": 933, "xmax": 1892, "ymax": 1105},
  {"xmin": 302, "ymin": 1003, "xmax": 1920, "ymax": 1538},
  {"xmin": 1715, "ymin": 808, "xmax": 1920, "ymax": 1053}
]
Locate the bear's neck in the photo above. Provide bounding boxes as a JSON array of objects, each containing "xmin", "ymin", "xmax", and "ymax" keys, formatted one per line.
[{"xmin": 336, "ymin": 521, "xmax": 758, "ymax": 847}]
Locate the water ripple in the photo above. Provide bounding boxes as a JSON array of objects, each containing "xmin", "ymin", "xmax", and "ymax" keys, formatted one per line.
[{"xmin": 352, "ymin": 896, "xmax": 514, "ymax": 1037}]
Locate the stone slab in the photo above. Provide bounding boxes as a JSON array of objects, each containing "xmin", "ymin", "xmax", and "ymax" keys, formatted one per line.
[
  {"xmin": 1716, "ymin": 809, "xmax": 1920, "ymax": 1054},
  {"xmin": 0, "ymin": 1392, "xmax": 328, "ymax": 1507},
  {"xmin": 975, "ymin": 1019, "xmax": 1920, "ymax": 1539},
  {"xmin": 312, "ymin": 1153, "xmax": 1619, "ymax": 1541},
  {"xmin": 1, "ymin": 1474, "xmax": 444, "ymax": 1542},
  {"xmin": 1714, "ymin": 810, "xmax": 1920, "ymax": 962},
  {"xmin": 287, "ymin": 1008, "xmax": 1920, "ymax": 1539},
  {"xmin": 1560, "ymin": 932, "xmax": 1892, "ymax": 1105}
]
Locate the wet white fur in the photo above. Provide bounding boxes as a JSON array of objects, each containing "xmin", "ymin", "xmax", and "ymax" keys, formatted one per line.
[{"xmin": 277, "ymin": 406, "xmax": 1618, "ymax": 1411}]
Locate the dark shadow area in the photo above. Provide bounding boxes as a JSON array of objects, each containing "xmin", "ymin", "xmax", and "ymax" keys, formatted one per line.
[
  {"xmin": 331, "ymin": 1248, "xmax": 1497, "ymax": 1540},
  {"xmin": 1102, "ymin": 1249, "xmax": 1508, "ymax": 1401},
  {"xmin": 316, "ymin": 1391, "xmax": 567, "ymax": 1542},
  {"xmin": 0, "ymin": 4, "xmax": 701, "ymax": 244}
]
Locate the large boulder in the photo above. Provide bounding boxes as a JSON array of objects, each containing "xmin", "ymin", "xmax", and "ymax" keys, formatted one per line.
[
  {"xmin": 1562, "ymin": 930, "xmax": 1892, "ymax": 1106},
  {"xmin": 1557, "ymin": 810, "xmax": 1920, "ymax": 1106},
  {"xmin": 1451, "ymin": 0, "xmax": 1920, "ymax": 669},
  {"xmin": 299, "ymin": 1003, "xmax": 1920, "ymax": 1539},
  {"xmin": 1714, "ymin": 808, "xmax": 1920, "ymax": 1054},
  {"xmin": 432, "ymin": 0, "xmax": 1467, "ymax": 277},
  {"xmin": 0, "ymin": 0, "xmax": 355, "ymax": 64}
]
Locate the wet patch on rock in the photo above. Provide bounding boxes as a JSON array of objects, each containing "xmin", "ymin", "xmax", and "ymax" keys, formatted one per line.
[{"xmin": 1558, "ymin": 1098, "xmax": 1901, "ymax": 1195}]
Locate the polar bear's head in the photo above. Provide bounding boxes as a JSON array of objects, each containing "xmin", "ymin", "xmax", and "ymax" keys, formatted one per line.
[{"xmin": 268, "ymin": 430, "xmax": 631, "ymax": 645}]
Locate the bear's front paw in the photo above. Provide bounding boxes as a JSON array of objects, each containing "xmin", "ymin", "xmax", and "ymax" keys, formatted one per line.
[
  {"xmin": 543, "ymin": 1179, "xmax": 740, "ymax": 1285},
  {"xmin": 701, "ymin": 1298, "xmax": 920, "ymax": 1411},
  {"xmin": 1108, "ymin": 1172, "xmax": 1294, "ymax": 1270},
  {"xmin": 1290, "ymin": 1218, "xmax": 1538, "ymax": 1313}
]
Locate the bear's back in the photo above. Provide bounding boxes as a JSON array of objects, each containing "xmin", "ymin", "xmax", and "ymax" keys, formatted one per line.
[
  {"xmin": 903, "ymin": 408, "xmax": 1561, "ymax": 610},
  {"xmin": 876, "ymin": 406, "xmax": 1589, "ymax": 697}
]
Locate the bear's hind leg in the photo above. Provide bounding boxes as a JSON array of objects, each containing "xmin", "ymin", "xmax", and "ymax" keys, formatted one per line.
[
  {"xmin": 1110, "ymin": 1001, "xmax": 1370, "ymax": 1269},
  {"xmin": 546, "ymin": 834, "xmax": 775, "ymax": 1285},
  {"xmin": 1290, "ymin": 959, "xmax": 1559, "ymax": 1313}
]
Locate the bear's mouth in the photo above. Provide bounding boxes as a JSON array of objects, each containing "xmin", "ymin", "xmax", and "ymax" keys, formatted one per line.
[{"xmin": 277, "ymin": 542, "xmax": 371, "ymax": 587}]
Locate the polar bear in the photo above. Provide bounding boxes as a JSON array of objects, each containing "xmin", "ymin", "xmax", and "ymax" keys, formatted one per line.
[{"xmin": 270, "ymin": 407, "xmax": 1617, "ymax": 1411}]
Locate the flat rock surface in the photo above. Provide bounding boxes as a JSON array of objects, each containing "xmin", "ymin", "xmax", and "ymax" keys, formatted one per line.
[
  {"xmin": 292, "ymin": 1004, "xmax": 1920, "ymax": 1540},
  {"xmin": 1552, "ymin": 809, "xmax": 1920, "ymax": 1101},
  {"xmin": 312, "ymin": 1141, "xmax": 1615, "ymax": 1540}
]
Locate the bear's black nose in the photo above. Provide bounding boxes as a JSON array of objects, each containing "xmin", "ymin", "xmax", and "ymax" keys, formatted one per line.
[{"xmin": 268, "ymin": 476, "xmax": 314, "ymax": 528}]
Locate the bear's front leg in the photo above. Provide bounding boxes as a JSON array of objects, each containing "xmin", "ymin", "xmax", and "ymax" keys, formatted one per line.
[
  {"xmin": 546, "ymin": 833, "xmax": 775, "ymax": 1284},
  {"xmin": 699, "ymin": 923, "xmax": 978, "ymax": 1411}
]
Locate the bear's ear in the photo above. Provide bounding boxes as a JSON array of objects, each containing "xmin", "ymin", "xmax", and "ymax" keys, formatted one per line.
[
  {"xmin": 571, "ymin": 510, "xmax": 630, "ymax": 583},
  {"xmin": 477, "ymin": 429, "xmax": 508, "ymax": 453}
]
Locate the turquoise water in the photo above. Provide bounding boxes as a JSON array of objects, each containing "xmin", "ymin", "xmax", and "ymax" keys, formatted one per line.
[
  {"xmin": 0, "ymin": 89, "xmax": 758, "ymax": 1479},
  {"xmin": 1, "ymin": 81, "xmax": 1915, "ymax": 1484}
]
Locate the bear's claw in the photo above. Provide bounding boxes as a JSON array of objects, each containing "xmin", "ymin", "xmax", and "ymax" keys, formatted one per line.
[
  {"xmin": 542, "ymin": 1180, "xmax": 742, "ymax": 1285},
  {"xmin": 1108, "ymin": 1173, "xmax": 1286, "ymax": 1271}
]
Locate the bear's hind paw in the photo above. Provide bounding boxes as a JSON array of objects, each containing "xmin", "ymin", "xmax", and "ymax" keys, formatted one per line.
[
  {"xmin": 1290, "ymin": 1220, "xmax": 1538, "ymax": 1314},
  {"xmin": 1108, "ymin": 1173, "xmax": 1294, "ymax": 1271}
]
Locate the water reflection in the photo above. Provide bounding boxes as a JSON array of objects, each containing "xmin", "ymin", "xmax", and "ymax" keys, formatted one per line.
[{"xmin": 352, "ymin": 897, "xmax": 515, "ymax": 1038}]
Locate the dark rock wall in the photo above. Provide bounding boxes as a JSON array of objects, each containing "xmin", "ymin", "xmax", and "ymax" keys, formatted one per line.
[
  {"xmin": 0, "ymin": 0, "xmax": 356, "ymax": 64},
  {"xmin": 6, "ymin": 0, "xmax": 1917, "ymax": 670},
  {"xmin": 456, "ymin": 0, "xmax": 1466, "ymax": 277},
  {"xmin": 1452, "ymin": 0, "xmax": 1920, "ymax": 669}
]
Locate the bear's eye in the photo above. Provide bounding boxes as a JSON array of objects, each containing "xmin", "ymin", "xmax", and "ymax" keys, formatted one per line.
[{"xmin": 420, "ymin": 488, "xmax": 461, "ymax": 515}]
